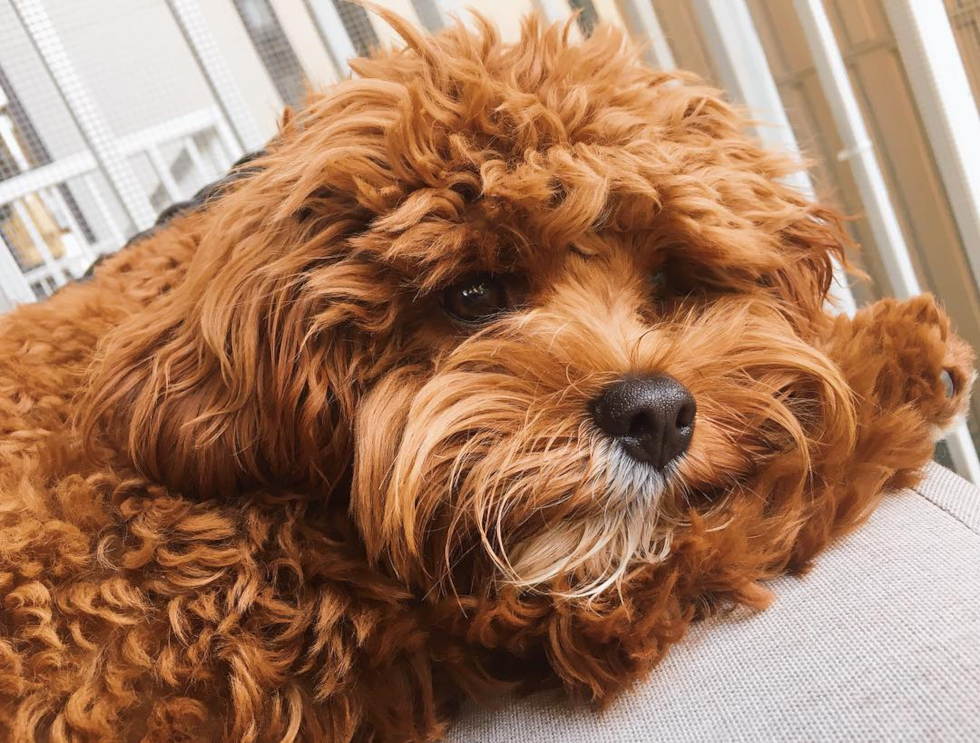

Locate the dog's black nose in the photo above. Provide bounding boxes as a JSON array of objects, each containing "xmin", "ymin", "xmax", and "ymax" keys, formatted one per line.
[{"xmin": 591, "ymin": 375, "xmax": 696, "ymax": 470}]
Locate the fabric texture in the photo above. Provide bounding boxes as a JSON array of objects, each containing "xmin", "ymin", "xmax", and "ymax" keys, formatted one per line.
[{"xmin": 449, "ymin": 462, "xmax": 980, "ymax": 742}]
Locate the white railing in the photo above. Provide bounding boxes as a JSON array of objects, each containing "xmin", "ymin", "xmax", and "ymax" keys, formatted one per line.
[{"xmin": 0, "ymin": 105, "xmax": 237, "ymax": 300}]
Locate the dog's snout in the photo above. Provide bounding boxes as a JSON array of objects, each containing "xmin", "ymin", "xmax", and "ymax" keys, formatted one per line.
[{"xmin": 591, "ymin": 375, "xmax": 696, "ymax": 470}]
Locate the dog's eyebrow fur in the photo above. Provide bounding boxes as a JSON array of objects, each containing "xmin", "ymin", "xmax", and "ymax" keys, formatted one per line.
[{"xmin": 569, "ymin": 244, "xmax": 597, "ymax": 259}]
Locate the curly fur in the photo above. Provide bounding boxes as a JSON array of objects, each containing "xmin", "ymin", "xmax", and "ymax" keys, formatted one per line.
[{"xmin": 0, "ymin": 12, "xmax": 974, "ymax": 741}]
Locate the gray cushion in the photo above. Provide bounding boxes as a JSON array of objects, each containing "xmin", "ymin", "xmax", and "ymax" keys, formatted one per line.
[{"xmin": 449, "ymin": 462, "xmax": 980, "ymax": 742}]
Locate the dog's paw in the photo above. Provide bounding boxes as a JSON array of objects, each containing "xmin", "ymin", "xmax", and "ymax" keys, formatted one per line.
[
  {"xmin": 851, "ymin": 295, "xmax": 975, "ymax": 437},
  {"xmin": 932, "ymin": 332, "xmax": 976, "ymax": 439}
]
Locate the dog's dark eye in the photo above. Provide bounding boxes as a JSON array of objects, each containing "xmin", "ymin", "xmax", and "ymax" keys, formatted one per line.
[
  {"xmin": 443, "ymin": 273, "xmax": 509, "ymax": 324},
  {"xmin": 651, "ymin": 270, "xmax": 667, "ymax": 296}
]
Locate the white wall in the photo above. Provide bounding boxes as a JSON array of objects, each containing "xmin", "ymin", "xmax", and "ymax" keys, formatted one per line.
[
  {"xmin": 198, "ymin": 0, "xmax": 285, "ymax": 139},
  {"xmin": 45, "ymin": 0, "xmax": 215, "ymax": 138},
  {"xmin": 447, "ymin": 0, "xmax": 540, "ymax": 41},
  {"xmin": 270, "ymin": 0, "xmax": 339, "ymax": 90},
  {"xmin": 0, "ymin": 0, "xmax": 87, "ymax": 160},
  {"xmin": 367, "ymin": 0, "xmax": 423, "ymax": 47}
]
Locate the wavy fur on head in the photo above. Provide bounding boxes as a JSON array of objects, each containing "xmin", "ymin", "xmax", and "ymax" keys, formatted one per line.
[{"xmin": 0, "ymin": 11, "xmax": 973, "ymax": 742}]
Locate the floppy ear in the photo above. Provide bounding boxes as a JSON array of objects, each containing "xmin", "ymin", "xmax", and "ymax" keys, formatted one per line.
[
  {"xmin": 82, "ymin": 244, "xmax": 355, "ymax": 499},
  {"xmin": 766, "ymin": 200, "xmax": 854, "ymax": 328},
  {"xmin": 79, "ymin": 163, "xmax": 385, "ymax": 498}
]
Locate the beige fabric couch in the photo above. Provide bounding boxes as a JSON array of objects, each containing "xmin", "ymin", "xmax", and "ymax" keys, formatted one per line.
[{"xmin": 449, "ymin": 462, "xmax": 980, "ymax": 741}]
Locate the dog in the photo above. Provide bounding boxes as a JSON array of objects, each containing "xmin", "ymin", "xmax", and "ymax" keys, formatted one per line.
[{"xmin": 0, "ymin": 12, "xmax": 974, "ymax": 742}]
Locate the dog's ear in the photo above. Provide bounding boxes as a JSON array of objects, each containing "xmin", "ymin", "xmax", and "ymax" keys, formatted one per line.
[
  {"xmin": 79, "ymin": 168, "xmax": 382, "ymax": 498},
  {"xmin": 765, "ymin": 201, "xmax": 853, "ymax": 327}
]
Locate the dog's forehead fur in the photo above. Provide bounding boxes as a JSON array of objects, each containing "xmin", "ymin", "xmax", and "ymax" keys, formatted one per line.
[{"xmin": 238, "ymin": 14, "xmax": 828, "ymax": 300}]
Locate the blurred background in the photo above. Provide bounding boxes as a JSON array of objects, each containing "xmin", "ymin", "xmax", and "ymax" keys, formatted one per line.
[{"xmin": 1, "ymin": 0, "xmax": 978, "ymax": 479}]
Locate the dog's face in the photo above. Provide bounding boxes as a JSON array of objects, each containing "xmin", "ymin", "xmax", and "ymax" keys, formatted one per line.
[{"xmin": 86, "ymin": 16, "xmax": 855, "ymax": 600}]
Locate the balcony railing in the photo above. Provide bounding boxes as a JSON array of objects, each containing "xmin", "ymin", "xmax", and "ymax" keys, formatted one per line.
[{"xmin": 0, "ymin": 105, "xmax": 237, "ymax": 299}]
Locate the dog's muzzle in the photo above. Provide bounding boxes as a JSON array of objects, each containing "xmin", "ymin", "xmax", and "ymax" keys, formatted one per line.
[{"xmin": 591, "ymin": 375, "xmax": 696, "ymax": 470}]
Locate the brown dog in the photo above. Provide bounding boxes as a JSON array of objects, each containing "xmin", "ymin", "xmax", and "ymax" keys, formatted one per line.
[{"xmin": 0, "ymin": 13, "xmax": 973, "ymax": 742}]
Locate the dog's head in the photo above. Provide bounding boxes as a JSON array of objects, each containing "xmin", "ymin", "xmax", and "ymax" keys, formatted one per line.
[{"xmin": 84, "ymin": 14, "xmax": 856, "ymax": 601}]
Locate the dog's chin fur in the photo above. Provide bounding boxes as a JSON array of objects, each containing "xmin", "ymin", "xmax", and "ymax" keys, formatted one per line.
[
  {"xmin": 0, "ymin": 9, "xmax": 974, "ymax": 742},
  {"xmin": 506, "ymin": 497, "xmax": 673, "ymax": 602},
  {"xmin": 470, "ymin": 432, "xmax": 675, "ymax": 601}
]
